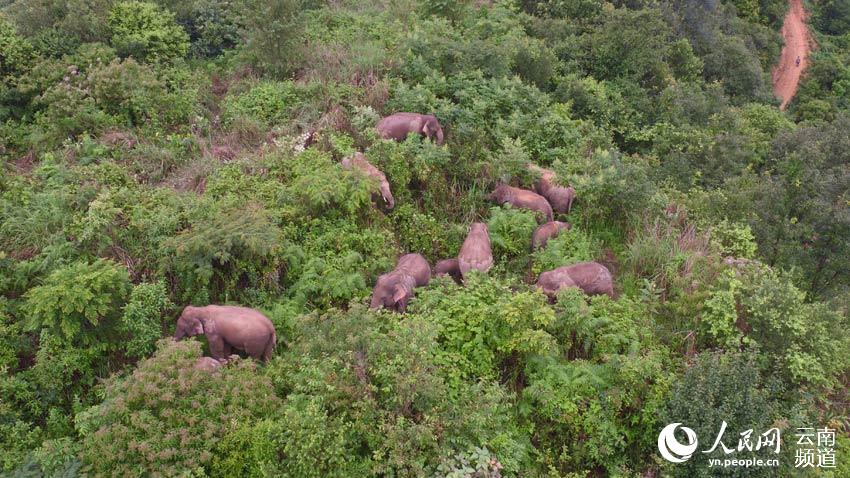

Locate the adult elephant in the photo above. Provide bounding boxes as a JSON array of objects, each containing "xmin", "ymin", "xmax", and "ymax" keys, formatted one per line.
[
  {"xmin": 370, "ymin": 253, "xmax": 431, "ymax": 312},
  {"xmin": 536, "ymin": 262, "xmax": 614, "ymax": 300},
  {"xmin": 489, "ymin": 184, "xmax": 553, "ymax": 222},
  {"xmin": 174, "ymin": 305, "xmax": 277, "ymax": 362},
  {"xmin": 458, "ymin": 222, "xmax": 494, "ymax": 279},
  {"xmin": 342, "ymin": 152, "xmax": 394, "ymax": 209},
  {"xmin": 377, "ymin": 112, "xmax": 445, "ymax": 145},
  {"xmin": 528, "ymin": 164, "xmax": 576, "ymax": 215}
]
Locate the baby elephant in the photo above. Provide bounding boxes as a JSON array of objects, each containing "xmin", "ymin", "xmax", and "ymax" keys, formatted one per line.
[
  {"xmin": 489, "ymin": 184, "xmax": 553, "ymax": 222},
  {"xmin": 377, "ymin": 112, "xmax": 445, "ymax": 145},
  {"xmin": 536, "ymin": 262, "xmax": 614, "ymax": 300},
  {"xmin": 532, "ymin": 221, "xmax": 572, "ymax": 250},
  {"xmin": 194, "ymin": 356, "xmax": 224, "ymax": 372},
  {"xmin": 458, "ymin": 222, "xmax": 494, "ymax": 279},
  {"xmin": 342, "ymin": 152, "xmax": 394, "ymax": 209},
  {"xmin": 175, "ymin": 305, "xmax": 277, "ymax": 362},
  {"xmin": 528, "ymin": 164, "xmax": 576, "ymax": 215},
  {"xmin": 371, "ymin": 253, "xmax": 431, "ymax": 312},
  {"xmin": 434, "ymin": 258, "xmax": 463, "ymax": 284}
]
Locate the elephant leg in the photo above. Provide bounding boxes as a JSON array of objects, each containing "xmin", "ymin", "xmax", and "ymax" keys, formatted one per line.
[{"xmin": 207, "ymin": 336, "xmax": 227, "ymax": 360}]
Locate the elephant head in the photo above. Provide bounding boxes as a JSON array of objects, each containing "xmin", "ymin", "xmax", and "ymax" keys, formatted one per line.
[
  {"xmin": 370, "ymin": 272, "xmax": 418, "ymax": 312},
  {"xmin": 422, "ymin": 114, "xmax": 444, "ymax": 145},
  {"xmin": 174, "ymin": 306, "xmax": 205, "ymax": 339}
]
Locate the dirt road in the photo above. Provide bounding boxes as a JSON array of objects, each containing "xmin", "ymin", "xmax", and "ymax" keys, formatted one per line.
[{"xmin": 772, "ymin": 0, "xmax": 812, "ymax": 110}]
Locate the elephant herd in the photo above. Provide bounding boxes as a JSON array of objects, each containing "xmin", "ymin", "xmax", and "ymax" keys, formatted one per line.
[
  {"xmin": 365, "ymin": 112, "xmax": 614, "ymax": 313},
  {"xmin": 175, "ymin": 112, "xmax": 613, "ymax": 367}
]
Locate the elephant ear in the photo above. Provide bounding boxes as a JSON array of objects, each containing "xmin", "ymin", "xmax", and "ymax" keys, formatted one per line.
[
  {"xmin": 392, "ymin": 284, "xmax": 408, "ymax": 305},
  {"xmin": 188, "ymin": 315, "xmax": 204, "ymax": 335}
]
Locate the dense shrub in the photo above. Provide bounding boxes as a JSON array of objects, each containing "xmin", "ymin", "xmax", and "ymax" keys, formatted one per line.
[
  {"xmin": 77, "ymin": 339, "xmax": 281, "ymax": 476},
  {"xmin": 221, "ymin": 80, "xmax": 301, "ymax": 128},
  {"xmin": 267, "ymin": 306, "xmax": 534, "ymax": 475},
  {"xmin": 412, "ymin": 275, "xmax": 556, "ymax": 388},
  {"xmin": 160, "ymin": 205, "xmax": 283, "ymax": 304},
  {"xmin": 0, "ymin": 15, "xmax": 34, "ymax": 85},
  {"xmin": 120, "ymin": 281, "xmax": 173, "ymax": 359},
  {"xmin": 23, "ymin": 259, "xmax": 131, "ymax": 345},
  {"xmin": 108, "ymin": 1, "xmax": 190, "ymax": 62}
]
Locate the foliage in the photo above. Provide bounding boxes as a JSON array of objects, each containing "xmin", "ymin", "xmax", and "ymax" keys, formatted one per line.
[
  {"xmin": 108, "ymin": 1, "xmax": 190, "ymax": 62},
  {"xmin": 0, "ymin": 14, "xmax": 34, "ymax": 85},
  {"xmin": 267, "ymin": 305, "xmax": 533, "ymax": 475},
  {"xmin": 120, "ymin": 281, "xmax": 173, "ymax": 359},
  {"xmin": 22, "ymin": 259, "xmax": 130, "ymax": 345},
  {"xmin": 662, "ymin": 351, "xmax": 797, "ymax": 477},
  {"xmin": 0, "ymin": 0, "xmax": 847, "ymax": 474},
  {"xmin": 221, "ymin": 80, "xmax": 301, "ymax": 128},
  {"xmin": 412, "ymin": 275, "xmax": 556, "ymax": 388},
  {"xmin": 77, "ymin": 339, "xmax": 281, "ymax": 476},
  {"xmin": 160, "ymin": 204, "xmax": 282, "ymax": 304},
  {"xmin": 486, "ymin": 206, "xmax": 537, "ymax": 271}
]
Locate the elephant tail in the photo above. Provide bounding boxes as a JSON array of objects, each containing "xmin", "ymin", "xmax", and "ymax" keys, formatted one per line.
[{"xmin": 262, "ymin": 330, "xmax": 276, "ymax": 362}]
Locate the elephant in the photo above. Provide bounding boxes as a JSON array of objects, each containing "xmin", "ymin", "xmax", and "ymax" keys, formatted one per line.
[
  {"xmin": 370, "ymin": 253, "xmax": 431, "ymax": 312},
  {"xmin": 341, "ymin": 152, "xmax": 394, "ymax": 209},
  {"xmin": 194, "ymin": 356, "xmax": 224, "ymax": 372},
  {"xmin": 174, "ymin": 305, "xmax": 277, "ymax": 362},
  {"xmin": 532, "ymin": 221, "xmax": 572, "ymax": 250},
  {"xmin": 376, "ymin": 112, "xmax": 445, "ymax": 145},
  {"xmin": 458, "ymin": 222, "xmax": 494, "ymax": 279},
  {"xmin": 434, "ymin": 258, "xmax": 462, "ymax": 284},
  {"xmin": 488, "ymin": 184, "xmax": 553, "ymax": 222},
  {"xmin": 536, "ymin": 262, "xmax": 614, "ymax": 300},
  {"xmin": 528, "ymin": 164, "xmax": 576, "ymax": 215}
]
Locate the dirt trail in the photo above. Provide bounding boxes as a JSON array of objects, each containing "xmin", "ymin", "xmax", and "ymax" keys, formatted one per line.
[{"xmin": 772, "ymin": 0, "xmax": 813, "ymax": 110}]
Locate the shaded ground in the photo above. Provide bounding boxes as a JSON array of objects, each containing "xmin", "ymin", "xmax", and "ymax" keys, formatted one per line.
[{"xmin": 772, "ymin": 0, "xmax": 813, "ymax": 110}]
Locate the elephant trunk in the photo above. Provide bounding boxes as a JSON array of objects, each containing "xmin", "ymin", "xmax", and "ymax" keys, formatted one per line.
[{"xmin": 436, "ymin": 129, "xmax": 444, "ymax": 145}]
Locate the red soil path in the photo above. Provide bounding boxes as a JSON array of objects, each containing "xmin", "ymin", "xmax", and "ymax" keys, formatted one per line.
[{"xmin": 772, "ymin": 0, "xmax": 813, "ymax": 110}]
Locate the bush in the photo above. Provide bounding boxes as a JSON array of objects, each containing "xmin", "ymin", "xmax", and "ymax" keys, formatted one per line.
[
  {"xmin": 0, "ymin": 15, "xmax": 35, "ymax": 85},
  {"xmin": 486, "ymin": 206, "xmax": 538, "ymax": 272},
  {"xmin": 77, "ymin": 339, "xmax": 281, "ymax": 476},
  {"xmin": 220, "ymin": 80, "xmax": 300, "ymax": 128},
  {"xmin": 531, "ymin": 226, "xmax": 598, "ymax": 274},
  {"xmin": 522, "ymin": 291, "xmax": 671, "ymax": 475},
  {"xmin": 120, "ymin": 281, "xmax": 173, "ymax": 359},
  {"xmin": 268, "ymin": 305, "xmax": 533, "ymax": 475},
  {"xmin": 662, "ymin": 351, "xmax": 792, "ymax": 478},
  {"xmin": 236, "ymin": 0, "xmax": 306, "ymax": 77},
  {"xmin": 412, "ymin": 275, "xmax": 556, "ymax": 388},
  {"xmin": 108, "ymin": 1, "xmax": 189, "ymax": 62},
  {"xmin": 160, "ymin": 204, "xmax": 283, "ymax": 304},
  {"xmin": 23, "ymin": 259, "xmax": 131, "ymax": 345}
]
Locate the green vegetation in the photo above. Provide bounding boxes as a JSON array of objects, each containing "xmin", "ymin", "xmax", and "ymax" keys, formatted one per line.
[{"xmin": 0, "ymin": 0, "xmax": 847, "ymax": 476}]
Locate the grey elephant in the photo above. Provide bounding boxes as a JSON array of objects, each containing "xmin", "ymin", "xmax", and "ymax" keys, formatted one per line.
[
  {"xmin": 434, "ymin": 258, "xmax": 463, "ymax": 284},
  {"xmin": 370, "ymin": 253, "xmax": 431, "ymax": 312},
  {"xmin": 376, "ymin": 112, "xmax": 445, "ymax": 145},
  {"xmin": 532, "ymin": 221, "xmax": 572, "ymax": 250},
  {"xmin": 528, "ymin": 164, "xmax": 576, "ymax": 214},
  {"xmin": 342, "ymin": 152, "xmax": 394, "ymax": 209},
  {"xmin": 488, "ymin": 184, "xmax": 553, "ymax": 222},
  {"xmin": 458, "ymin": 222, "xmax": 493, "ymax": 279},
  {"xmin": 536, "ymin": 262, "xmax": 614, "ymax": 300},
  {"xmin": 194, "ymin": 356, "xmax": 224, "ymax": 372},
  {"xmin": 175, "ymin": 305, "xmax": 277, "ymax": 362}
]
